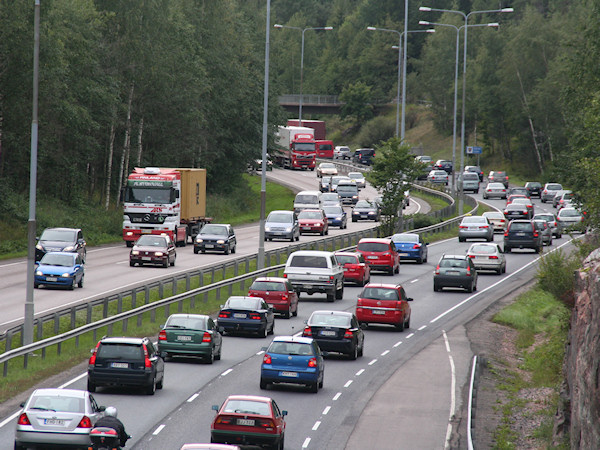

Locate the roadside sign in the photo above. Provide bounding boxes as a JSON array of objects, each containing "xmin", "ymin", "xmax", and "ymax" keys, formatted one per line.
[{"xmin": 466, "ymin": 146, "xmax": 482, "ymax": 155}]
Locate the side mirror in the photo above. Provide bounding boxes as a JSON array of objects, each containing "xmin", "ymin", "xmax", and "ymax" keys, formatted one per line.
[
  {"xmin": 98, "ymin": 405, "xmax": 106, "ymax": 412},
  {"xmin": 282, "ymin": 410, "xmax": 288, "ymax": 416},
  {"xmin": 261, "ymin": 346, "xmax": 268, "ymax": 352},
  {"xmin": 20, "ymin": 402, "xmax": 25, "ymax": 408},
  {"xmin": 407, "ymin": 297, "xmax": 414, "ymax": 302},
  {"xmin": 159, "ymin": 324, "xmax": 165, "ymax": 329},
  {"xmin": 360, "ymin": 323, "xmax": 368, "ymax": 329},
  {"xmin": 212, "ymin": 405, "xmax": 219, "ymax": 412},
  {"xmin": 160, "ymin": 351, "xmax": 168, "ymax": 359}
]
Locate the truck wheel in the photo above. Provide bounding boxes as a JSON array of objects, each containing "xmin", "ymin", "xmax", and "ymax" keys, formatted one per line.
[
  {"xmin": 336, "ymin": 284, "xmax": 344, "ymax": 299},
  {"xmin": 326, "ymin": 291, "xmax": 335, "ymax": 302},
  {"xmin": 126, "ymin": 241, "xmax": 134, "ymax": 248}
]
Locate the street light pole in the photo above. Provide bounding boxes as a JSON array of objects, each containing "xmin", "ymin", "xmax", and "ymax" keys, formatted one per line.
[
  {"xmin": 274, "ymin": 24, "xmax": 333, "ymax": 127},
  {"xmin": 419, "ymin": 6, "xmax": 513, "ymax": 212},
  {"xmin": 367, "ymin": 27, "xmax": 435, "ymax": 140}
]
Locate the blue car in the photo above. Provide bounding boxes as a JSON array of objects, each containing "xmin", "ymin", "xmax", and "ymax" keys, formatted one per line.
[
  {"xmin": 34, "ymin": 252, "xmax": 85, "ymax": 289},
  {"xmin": 323, "ymin": 205, "xmax": 347, "ymax": 229},
  {"xmin": 391, "ymin": 233, "xmax": 428, "ymax": 264},
  {"xmin": 260, "ymin": 336, "xmax": 325, "ymax": 393},
  {"xmin": 217, "ymin": 296, "xmax": 275, "ymax": 337}
]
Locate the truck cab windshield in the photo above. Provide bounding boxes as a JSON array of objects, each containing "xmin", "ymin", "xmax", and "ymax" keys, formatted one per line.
[{"xmin": 125, "ymin": 187, "xmax": 173, "ymax": 204}]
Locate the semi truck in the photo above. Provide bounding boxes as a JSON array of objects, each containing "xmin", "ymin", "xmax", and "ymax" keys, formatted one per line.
[
  {"xmin": 274, "ymin": 125, "xmax": 316, "ymax": 170},
  {"xmin": 122, "ymin": 167, "xmax": 210, "ymax": 247},
  {"xmin": 286, "ymin": 119, "xmax": 326, "ymax": 140}
]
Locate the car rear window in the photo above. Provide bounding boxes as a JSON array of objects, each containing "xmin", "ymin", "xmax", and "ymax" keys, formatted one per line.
[
  {"xmin": 250, "ymin": 281, "xmax": 285, "ymax": 292},
  {"xmin": 360, "ymin": 287, "xmax": 400, "ymax": 301},
  {"xmin": 509, "ymin": 222, "xmax": 533, "ymax": 231},
  {"xmin": 295, "ymin": 195, "xmax": 318, "ymax": 204},
  {"xmin": 268, "ymin": 342, "xmax": 314, "ymax": 356},
  {"xmin": 225, "ymin": 297, "xmax": 261, "ymax": 309},
  {"xmin": 289, "ymin": 255, "xmax": 328, "ymax": 268},
  {"xmin": 560, "ymin": 209, "xmax": 580, "ymax": 217},
  {"xmin": 223, "ymin": 399, "xmax": 271, "ymax": 416},
  {"xmin": 335, "ymin": 254, "xmax": 358, "ymax": 265},
  {"xmin": 470, "ymin": 245, "xmax": 496, "ymax": 254},
  {"xmin": 439, "ymin": 259, "xmax": 468, "ymax": 268},
  {"xmin": 97, "ymin": 343, "xmax": 143, "ymax": 361},
  {"xmin": 309, "ymin": 314, "xmax": 351, "ymax": 327},
  {"xmin": 166, "ymin": 316, "xmax": 207, "ymax": 329},
  {"xmin": 463, "ymin": 173, "xmax": 479, "ymax": 180},
  {"xmin": 357, "ymin": 242, "xmax": 390, "ymax": 252},
  {"xmin": 31, "ymin": 395, "xmax": 84, "ymax": 413},
  {"xmin": 392, "ymin": 234, "xmax": 419, "ymax": 243},
  {"xmin": 337, "ymin": 185, "xmax": 358, "ymax": 193}
]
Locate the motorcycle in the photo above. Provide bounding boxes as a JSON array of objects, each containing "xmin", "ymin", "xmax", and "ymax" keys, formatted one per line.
[{"xmin": 88, "ymin": 426, "xmax": 130, "ymax": 450}]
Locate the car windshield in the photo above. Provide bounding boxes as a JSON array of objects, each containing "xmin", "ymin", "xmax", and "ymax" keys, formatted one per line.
[
  {"xmin": 357, "ymin": 242, "xmax": 390, "ymax": 252},
  {"xmin": 40, "ymin": 254, "xmax": 75, "ymax": 266},
  {"xmin": 225, "ymin": 297, "xmax": 260, "ymax": 309},
  {"xmin": 354, "ymin": 201, "xmax": 372, "ymax": 208},
  {"xmin": 268, "ymin": 342, "xmax": 314, "ymax": 357},
  {"xmin": 136, "ymin": 236, "xmax": 168, "ymax": 246},
  {"xmin": 469, "ymin": 245, "xmax": 496, "ymax": 254},
  {"xmin": 360, "ymin": 287, "xmax": 399, "ymax": 301},
  {"xmin": 320, "ymin": 163, "xmax": 335, "ymax": 169},
  {"xmin": 166, "ymin": 316, "xmax": 207, "ymax": 330},
  {"xmin": 309, "ymin": 313, "xmax": 351, "ymax": 327},
  {"xmin": 335, "ymin": 254, "xmax": 358, "ymax": 265},
  {"xmin": 392, "ymin": 233, "xmax": 419, "ymax": 243},
  {"xmin": 30, "ymin": 394, "xmax": 84, "ymax": 413},
  {"xmin": 267, "ymin": 213, "xmax": 292, "ymax": 223},
  {"xmin": 298, "ymin": 211, "xmax": 322, "ymax": 220},
  {"xmin": 323, "ymin": 206, "xmax": 343, "ymax": 215},
  {"xmin": 40, "ymin": 229, "xmax": 76, "ymax": 242},
  {"xmin": 223, "ymin": 399, "xmax": 271, "ymax": 416},
  {"xmin": 97, "ymin": 343, "xmax": 143, "ymax": 361},
  {"xmin": 250, "ymin": 281, "xmax": 285, "ymax": 292},
  {"xmin": 439, "ymin": 259, "xmax": 468, "ymax": 268},
  {"xmin": 200, "ymin": 225, "xmax": 228, "ymax": 236},
  {"xmin": 289, "ymin": 255, "xmax": 328, "ymax": 268}
]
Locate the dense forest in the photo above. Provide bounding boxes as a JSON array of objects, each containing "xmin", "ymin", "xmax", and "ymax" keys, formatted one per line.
[{"xmin": 0, "ymin": 0, "xmax": 598, "ymax": 227}]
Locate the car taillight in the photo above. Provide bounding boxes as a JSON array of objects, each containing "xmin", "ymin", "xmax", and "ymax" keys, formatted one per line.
[
  {"xmin": 143, "ymin": 344, "xmax": 152, "ymax": 368},
  {"xmin": 412, "ymin": 244, "xmax": 421, "ymax": 249},
  {"xmin": 263, "ymin": 353, "xmax": 272, "ymax": 364},
  {"xmin": 533, "ymin": 232, "xmax": 539, "ymax": 237},
  {"xmin": 344, "ymin": 330, "xmax": 353, "ymax": 339},
  {"xmin": 303, "ymin": 326, "xmax": 312, "ymax": 337},
  {"xmin": 481, "ymin": 225, "xmax": 489, "ymax": 228},
  {"xmin": 466, "ymin": 267, "xmax": 471, "ymax": 275},
  {"xmin": 218, "ymin": 311, "xmax": 231, "ymax": 318},
  {"xmin": 329, "ymin": 275, "xmax": 334, "ymax": 281},
  {"xmin": 89, "ymin": 341, "xmax": 100, "ymax": 365},
  {"xmin": 249, "ymin": 313, "xmax": 261, "ymax": 320},
  {"xmin": 90, "ymin": 428, "xmax": 118, "ymax": 437},
  {"xmin": 158, "ymin": 330, "xmax": 167, "ymax": 341},
  {"xmin": 202, "ymin": 332, "xmax": 212, "ymax": 343},
  {"xmin": 77, "ymin": 416, "xmax": 92, "ymax": 428},
  {"xmin": 283, "ymin": 273, "xmax": 288, "ymax": 278},
  {"xmin": 18, "ymin": 413, "xmax": 30, "ymax": 425},
  {"xmin": 504, "ymin": 231, "xmax": 509, "ymax": 237},
  {"xmin": 216, "ymin": 416, "xmax": 234, "ymax": 425},
  {"xmin": 459, "ymin": 225, "xmax": 467, "ymax": 229},
  {"xmin": 489, "ymin": 255, "xmax": 499, "ymax": 259},
  {"xmin": 383, "ymin": 252, "xmax": 391, "ymax": 256},
  {"xmin": 308, "ymin": 357, "xmax": 318, "ymax": 368},
  {"xmin": 257, "ymin": 418, "xmax": 276, "ymax": 429},
  {"xmin": 435, "ymin": 265, "xmax": 440, "ymax": 275},
  {"xmin": 467, "ymin": 254, "xmax": 474, "ymax": 258}
]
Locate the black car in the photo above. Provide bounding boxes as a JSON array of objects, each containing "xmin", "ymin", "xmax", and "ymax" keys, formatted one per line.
[
  {"xmin": 351, "ymin": 200, "xmax": 380, "ymax": 222},
  {"xmin": 319, "ymin": 176, "xmax": 332, "ymax": 193},
  {"xmin": 434, "ymin": 159, "xmax": 453, "ymax": 174},
  {"xmin": 503, "ymin": 203, "xmax": 530, "ymax": 220},
  {"xmin": 465, "ymin": 165, "xmax": 484, "ymax": 181},
  {"xmin": 35, "ymin": 227, "xmax": 86, "ymax": 263},
  {"xmin": 194, "ymin": 223, "xmax": 236, "ymax": 255},
  {"xmin": 524, "ymin": 181, "xmax": 542, "ymax": 198},
  {"xmin": 504, "ymin": 220, "xmax": 542, "ymax": 253},
  {"xmin": 217, "ymin": 296, "xmax": 275, "ymax": 337},
  {"xmin": 433, "ymin": 254, "xmax": 478, "ymax": 293},
  {"xmin": 302, "ymin": 310, "xmax": 364, "ymax": 360},
  {"xmin": 353, "ymin": 148, "xmax": 375, "ymax": 166},
  {"xmin": 87, "ymin": 336, "xmax": 165, "ymax": 395}
]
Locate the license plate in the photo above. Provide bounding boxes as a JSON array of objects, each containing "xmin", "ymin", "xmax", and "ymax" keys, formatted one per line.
[
  {"xmin": 303, "ymin": 284, "xmax": 313, "ymax": 289},
  {"xmin": 280, "ymin": 371, "xmax": 298, "ymax": 378},
  {"xmin": 45, "ymin": 277, "xmax": 58, "ymax": 282},
  {"xmin": 303, "ymin": 227, "xmax": 311, "ymax": 230},
  {"xmin": 367, "ymin": 255, "xmax": 378, "ymax": 259},
  {"xmin": 446, "ymin": 271, "xmax": 460, "ymax": 275},
  {"xmin": 372, "ymin": 310, "xmax": 385, "ymax": 315},
  {"xmin": 141, "ymin": 230, "xmax": 152, "ymax": 234},
  {"xmin": 142, "ymin": 256, "xmax": 151, "ymax": 261},
  {"xmin": 177, "ymin": 335, "xmax": 192, "ymax": 341},
  {"xmin": 516, "ymin": 232, "xmax": 525, "ymax": 236},
  {"xmin": 44, "ymin": 419, "xmax": 65, "ymax": 426},
  {"xmin": 205, "ymin": 244, "xmax": 214, "ymax": 248},
  {"xmin": 233, "ymin": 313, "xmax": 247, "ymax": 319},
  {"xmin": 237, "ymin": 419, "xmax": 255, "ymax": 426},
  {"xmin": 399, "ymin": 253, "xmax": 409, "ymax": 257},
  {"xmin": 320, "ymin": 330, "xmax": 336, "ymax": 336},
  {"xmin": 469, "ymin": 227, "xmax": 479, "ymax": 231},
  {"xmin": 111, "ymin": 362, "xmax": 129, "ymax": 369}
]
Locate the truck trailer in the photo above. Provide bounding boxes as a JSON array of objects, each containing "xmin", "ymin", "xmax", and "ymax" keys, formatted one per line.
[
  {"xmin": 274, "ymin": 126, "xmax": 316, "ymax": 170},
  {"xmin": 287, "ymin": 119, "xmax": 326, "ymax": 140},
  {"xmin": 122, "ymin": 167, "xmax": 210, "ymax": 247}
]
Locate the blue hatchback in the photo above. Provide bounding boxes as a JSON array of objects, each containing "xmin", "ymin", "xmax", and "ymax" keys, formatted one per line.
[
  {"xmin": 322, "ymin": 205, "xmax": 347, "ymax": 229},
  {"xmin": 260, "ymin": 336, "xmax": 324, "ymax": 393},
  {"xmin": 34, "ymin": 252, "xmax": 85, "ymax": 289},
  {"xmin": 391, "ymin": 233, "xmax": 428, "ymax": 264}
]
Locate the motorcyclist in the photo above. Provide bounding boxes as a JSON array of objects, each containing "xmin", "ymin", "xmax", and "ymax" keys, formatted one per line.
[{"xmin": 94, "ymin": 406, "xmax": 129, "ymax": 448}]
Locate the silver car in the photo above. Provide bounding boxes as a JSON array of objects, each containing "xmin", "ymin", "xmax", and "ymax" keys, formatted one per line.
[
  {"xmin": 458, "ymin": 216, "xmax": 494, "ymax": 242},
  {"xmin": 466, "ymin": 243, "xmax": 506, "ymax": 274},
  {"xmin": 347, "ymin": 172, "xmax": 366, "ymax": 189},
  {"xmin": 264, "ymin": 210, "xmax": 300, "ymax": 242},
  {"xmin": 482, "ymin": 182, "xmax": 508, "ymax": 199},
  {"xmin": 540, "ymin": 182, "xmax": 563, "ymax": 203},
  {"xmin": 533, "ymin": 219, "xmax": 553, "ymax": 246},
  {"xmin": 556, "ymin": 207, "xmax": 585, "ymax": 233},
  {"xmin": 15, "ymin": 388, "xmax": 106, "ymax": 449},
  {"xmin": 532, "ymin": 213, "xmax": 562, "ymax": 238}
]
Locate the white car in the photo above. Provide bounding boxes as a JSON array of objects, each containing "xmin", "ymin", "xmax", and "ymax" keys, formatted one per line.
[
  {"xmin": 466, "ymin": 243, "xmax": 506, "ymax": 274},
  {"xmin": 334, "ymin": 146, "xmax": 351, "ymax": 159},
  {"xmin": 427, "ymin": 170, "xmax": 449, "ymax": 185},
  {"xmin": 347, "ymin": 171, "xmax": 366, "ymax": 189}
]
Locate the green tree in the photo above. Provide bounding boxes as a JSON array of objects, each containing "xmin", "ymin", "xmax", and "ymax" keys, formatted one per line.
[{"xmin": 339, "ymin": 81, "xmax": 374, "ymax": 123}]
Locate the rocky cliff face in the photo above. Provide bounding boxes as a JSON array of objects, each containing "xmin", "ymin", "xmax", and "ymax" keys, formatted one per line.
[{"xmin": 556, "ymin": 247, "xmax": 600, "ymax": 448}]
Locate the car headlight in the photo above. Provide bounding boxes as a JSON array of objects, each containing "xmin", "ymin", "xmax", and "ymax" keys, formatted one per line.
[
  {"xmin": 36, "ymin": 244, "xmax": 43, "ymax": 250},
  {"xmin": 285, "ymin": 227, "xmax": 292, "ymax": 232},
  {"xmin": 131, "ymin": 250, "xmax": 139, "ymax": 255},
  {"xmin": 63, "ymin": 245, "xmax": 75, "ymax": 252},
  {"xmin": 368, "ymin": 211, "xmax": 375, "ymax": 215},
  {"xmin": 61, "ymin": 272, "xmax": 72, "ymax": 278},
  {"xmin": 217, "ymin": 240, "xmax": 225, "ymax": 244},
  {"xmin": 265, "ymin": 226, "xmax": 271, "ymax": 232},
  {"xmin": 155, "ymin": 252, "xmax": 164, "ymax": 257},
  {"xmin": 35, "ymin": 270, "xmax": 43, "ymax": 276},
  {"xmin": 196, "ymin": 238, "xmax": 203, "ymax": 243},
  {"xmin": 335, "ymin": 217, "xmax": 342, "ymax": 221},
  {"xmin": 353, "ymin": 195, "xmax": 358, "ymax": 199}
]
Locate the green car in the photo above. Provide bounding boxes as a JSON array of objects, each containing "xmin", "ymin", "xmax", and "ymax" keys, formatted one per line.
[{"xmin": 158, "ymin": 314, "xmax": 223, "ymax": 364}]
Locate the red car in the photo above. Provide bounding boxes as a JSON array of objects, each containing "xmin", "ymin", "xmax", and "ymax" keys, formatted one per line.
[
  {"xmin": 248, "ymin": 277, "xmax": 299, "ymax": 319},
  {"xmin": 211, "ymin": 395, "xmax": 287, "ymax": 448},
  {"xmin": 298, "ymin": 209, "xmax": 329, "ymax": 236},
  {"xmin": 356, "ymin": 283, "xmax": 413, "ymax": 331},
  {"xmin": 334, "ymin": 251, "xmax": 371, "ymax": 286},
  {"xmin": 356, "ymin": 238, "xmax": 400, "ymax": 275}
]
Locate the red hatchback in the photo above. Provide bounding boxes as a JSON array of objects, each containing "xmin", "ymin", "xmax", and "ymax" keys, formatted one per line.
[
  {"xmin": 211, "ymin": 395, "xmax": 287, "ymax": 449},
  {"xmin": 248, "ymin": 277, "xmax": 299, "ymax": 319},
  {"xmin": 356, "ymin": 238, "xmax": 400, "ymax": 275},
  {"xmin": 356, "ymin": 283, "xmax": 413, "ymax": 331},
  {"xmin": 334, "ymin": 251, "xmax": 371, "ymax": 286},
  {"xmin": 298, "ymin": 209, "xmax": 329, "ymax": 236}
]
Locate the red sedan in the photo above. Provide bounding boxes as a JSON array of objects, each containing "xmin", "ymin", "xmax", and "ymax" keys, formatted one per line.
[
  {"xmin": 356, "ymin": 283, "xmax": 413, "ymax": 331},
  {"xmin": 248, "ymin": 277, "xmax": 299, "ymax": 319},
  {"xmin": 298, "ymin": 209, "xmax": 329, "ymax": 235},
  {"xmin": 334, "ymin": 251, "xmax": 371, "ymax": 286},
  {"xmin": 211, "ymin": 395, "xmax": 287, "ymax": 448},
  {"xmin": 356, "ymin": 238, "xmax": 400, "ymax": 275}
]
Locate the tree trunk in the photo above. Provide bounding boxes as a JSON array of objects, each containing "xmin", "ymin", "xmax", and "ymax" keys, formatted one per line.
[
  {"xmin": 136, "ymin": 117, "xmax": 144, "ymax": 166},
  {"xmin": 104, "ymin": 120, "xmax": 116, "ymax": 210},
  {"xmin": 117, "ymin": 83, "xmax": 134, "ymax": 188},
  {"xmin": 516, "ymin": 68, "xmax": 543, "ymax": 172}
]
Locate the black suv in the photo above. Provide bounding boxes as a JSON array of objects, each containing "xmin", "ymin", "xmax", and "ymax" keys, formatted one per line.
[
  {"xmin": 87, "ymin": 336, "xmax": 165, "ymax": 395},
  {"xmin": 194, "ymin": 223, "xmax": 236, "ymax": 254},
  {"xmin": 524, "ymin": 181, "xmax": 542, "ymax": 198},
  {"xmin": 434, "ymin": 159, "xmax": 453, "ymax": 174},
  {"xmin": 353, "ymin": 148, "xmax": 375, "ymax": 166},
  {"xmin": 35, "ymin": 227, "xmax": 87, "ymax": 263},
  {"xmin": 504, "ymin": 220, "xmax": 542, "ymax": 253}
]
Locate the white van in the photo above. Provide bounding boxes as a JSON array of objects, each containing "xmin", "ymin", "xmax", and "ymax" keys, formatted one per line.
[
  {"xmin": 294, "ymin": 190, "xmax": 322, "ymax": 213},
  {"xmin": 459, "ymin": 172, "xmax": 481, "ymax": 193}
]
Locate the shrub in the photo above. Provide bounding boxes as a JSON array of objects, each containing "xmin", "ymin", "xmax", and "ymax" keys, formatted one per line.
[{"xmin": 536, "ymin": 249, "xmax": 580, "ymax": 306}]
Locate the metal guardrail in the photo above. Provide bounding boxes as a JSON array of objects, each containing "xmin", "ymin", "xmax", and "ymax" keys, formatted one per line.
[{"xmin": 0, "ymin": 181, "xmax": 477, "ymax": 377}]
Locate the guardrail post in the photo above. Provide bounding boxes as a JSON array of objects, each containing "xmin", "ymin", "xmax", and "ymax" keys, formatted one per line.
[
  {"xmin": 199, "ymin": 270, "xmax": 204, "ymax": 287},
  {"xmin": 145, "ymin": 285, "xmax": 150, "ymax": 304},
  {"xmin": 103, "ymin": 298, "xmax": 109, "ymax": 318},
  {"xmin": 210, "ymin": 267, "xmax": 215, "ymax": 284},
  {"xmin": 87, "ymin": 304, "xmax": 93, "ymax": 325},
  {"xmin": 57, "ymin": 342, "xmax": 61, "ymax": 357},
  {"xmin": 108, "ymin": 323, "xmax": 113, "ymax": 335},
  {"xmin": 71, "ymin": 307, "xmax": 76, "ymax": 329},
  {"xmin": 6, "ymin": 331, "xmax": 12, "ymax": 352},
  {"xmin": 245, "ymin": 256, "xmax": 250, "ymax": 273},
  {"xmin": 221, "ymin": 263, "xmax": 226, "ymax": 280},
  {"xmin": 24, "ymin": 353, "xmax": 28, "ymax": 369},
  {"xmin": 216, "ymin": 287, "xmax": 221, "ymax": 303},
  {"xmin": 159, "ymin": 281, "xmax": 164, "ymax": 299},
  {"xmin": 123, "ymin": 318, "xmax": 128, "ymax": 333},
  {"xmin": 131, "ymin": 288, "xmax": 137, "ymax": 309},
  {"xmin": 117, "ymin": 294, "xmax": 123, "ymax": 314},
  {"xmin": 54, "ymin": 313, "xmax": 60, "ymax": 334},
  {"xmin": 186, "ymin": 273, "xmax": 191, "ymax": 291},
  {"xmin": 172, "ymin": 277, "xmax": 177, "ymax": 296}
]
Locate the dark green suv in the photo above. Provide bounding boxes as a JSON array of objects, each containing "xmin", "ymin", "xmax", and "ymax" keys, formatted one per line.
[{"xmin": 504, "ymin": 220, "xmax": 542, "ymax": 253}]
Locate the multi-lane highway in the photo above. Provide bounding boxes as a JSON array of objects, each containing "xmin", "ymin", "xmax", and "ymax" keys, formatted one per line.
[{"xmin": 0, "ymin": 169, "xmax": 578, "ymax": 449}]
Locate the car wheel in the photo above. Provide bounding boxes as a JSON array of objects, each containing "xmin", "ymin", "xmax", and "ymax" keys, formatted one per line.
[
  {"xmin": 156, "ymin": 375, "xmax": 164, "ymax": 389},
  {"xmin": 535, "ymin": 246, "xmax": 541, "ymax": 254},
  {"xmin": 349, "ymin": 345, "xmax": 358, "ymax": 360},
  {"xmin": 34, "ymin": 283, "xmax": 39, "ymax": 289},
  {"xmin": 293, "ymin": 304, "xmax": 298, "ymax": 317},
  {"xmin": 295, "ymin": 233, "xmax": 299, "ymax": 241},
  {"xmin": 69, "ymin": 282, "xmax": 75, "ymax": 291},
  {"xmin": 358, "ymin": 341, "xmax": 364, "ymax": 356},
  {"xmin": 466, "ymin": 281, "xmax": 474, "ymax": 293},
  {"xmin": 232, "ymin": 244, "xmax": 236, "ymax": 254},
  {"xmin": 310, "ymin": 382, "xmax": 319, "ymax": 393},
  {"xmin": 224, "ymin": 244, "xmax": 230, "ymax": 255},
  {"xmin": 163, "ymin": 259, "xmax": 169, "ymax": 268},
  {"xmin": 126, "ymin": 241, "xmax": 134, "ymax": 247},
  {"xmin": 260, "ymin": 378, "xmax": 268, "ymax": 390},
  {"xmin": 458, "ymin": 237, "xmax": 465, "ymax": 242},
  {"xmin": 336, "ymin": 284, "xmax": 344, "ymax": 299},
  {"xmin": 206, "ymin": 349, "xmax": 215, "ymax": 364},
  {"xmin": 416, "ymin": 256, "xmax": 423, "ymax": 264},
  {"xmin": 283, "ymin": 306, "xmax": 291, "ymax": 319},
  {"xmin": 405, "ymin": 314, "xmax": 410, "ymax": 329},
  {"xmin": 201, "ymin": 249, "xmax": 206, "ymax": 254},
  {"xmin": 193, "ymin": 247, "xmax": 199, "ymax": 254},
  {"xmin": 504, "ymin": 246, "xmax": 511, "ymax": 253},
  {"xmin": 290, "ymin": 234, "xmax": 295, "ymax": 242},
  {"xmin": 326, "ymin": 290, "xmax": 335, "ymax": 302},
  {"xmin": 260, "ymin": 326, "xmax": 268, "ymax": 338},
  {"xmin": 14, "ymin": 442, "xmax": 26, "ymax": 450},
  {"xmin": 129, "ymin": 260, "xmax": 135, "ymax": 267},
  {"xmin": 146, "ymin": 377, "xmax": 156, "ymax": 395},
  {"xmin": 394, "ymin": 264, "xmax": 400, "ymax": 274},
  {"xmin": 87, "ymin": 379, "xmax": 96, "ymax": 393},
  {"xmin": 395, "ymin": 318, "xmax": 405, "ymax": 332},
  {"xmin": 170, "ymin": 256, "xmax": 175, "ymax": 266},
  {"xmin": 320, "ymin": 229, "xmax": 324, "ymax": 236},
  {"xmin": 215, "ymin": 345, "xmax": 221, "ymax": 360},
  {"xmin": 277, "ymin": 435, "xmax": 285, "ymax": 450},
  {"xmin": 434, "ymin": 283, "xmax": 441, "ymax": 292},
  {"xmin": 352, "ymin": 218, "xmax": 357, "ymax": 222},
  {"xmin": 78, "ymin": 276, "xmax": 84, "ymax": 288},
  {"xmin": 269, "ymin": 320, "xmax": 275, "ymax": 335}
]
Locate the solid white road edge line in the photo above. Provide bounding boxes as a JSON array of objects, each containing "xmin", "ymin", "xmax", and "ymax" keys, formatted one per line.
[{"xmin": 443, "ymin": 330, "xmax": 456, "ymax": 450}]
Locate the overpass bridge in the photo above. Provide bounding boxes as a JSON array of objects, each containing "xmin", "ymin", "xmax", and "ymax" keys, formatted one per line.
[{"xmin": 278, "ymin": 94, "xmax": 391, "ymax": 115}]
